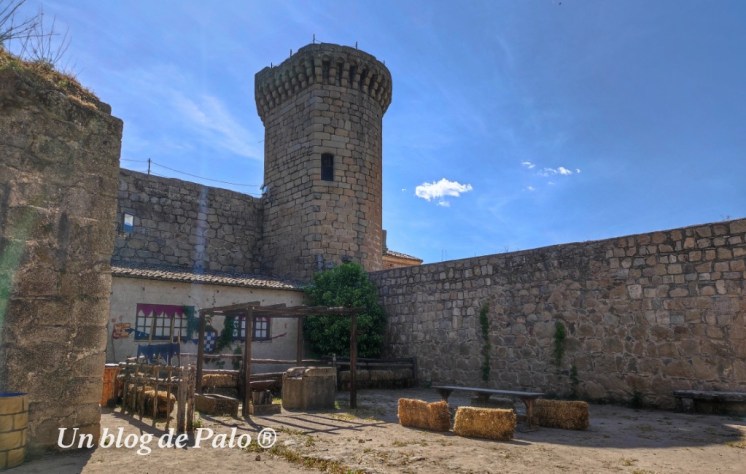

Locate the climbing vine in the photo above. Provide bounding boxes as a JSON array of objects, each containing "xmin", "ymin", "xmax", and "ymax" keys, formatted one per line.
[
  {"xmin": 216, "ymin": 315, "xmax": 236, "ymax": 352},
  {"xmin": 552, "ymin": 320, "xmax": 566, "ymax": 367},
  {"xmin": 184, "ymin": 306, "xmax": 199, "ymax": 340},
  {"xmin": 479, "ymin": 303, "xmax": 491, "ymax": 382}
]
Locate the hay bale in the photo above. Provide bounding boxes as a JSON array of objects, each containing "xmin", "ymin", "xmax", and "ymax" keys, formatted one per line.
[
  {"xmin": 398, "ymin": 398, "xmax": 452, "ymax": 432},
  {"xmin": 453, "ymin": 406, "xmax": 516, "ymax": 441},
  {"xmin": 533, "ymin": 399, "xmax": 589, "ymax": 430},
  {"xmin": 427, "ymin": 400, "xmax": 451, "ymax": 432},
  {"xmin": 369, "ymin": 369, "xmax": 394, "ymax": 383},
  {"xmin": 201, "ymin": 373, "xmax": 237, "ymax": 389},
  {"xmin": 398, "ymin": 398, "xmax": 429, "ymax": 429},
  {"xmin": 142, "ymin": 389, "xmax": 176, "ymax": 418}
]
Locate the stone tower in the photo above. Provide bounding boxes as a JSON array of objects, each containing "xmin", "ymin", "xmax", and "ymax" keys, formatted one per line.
[{"xmin": 255, "ymin": 43, "xmax": 392, "ymax": 281}]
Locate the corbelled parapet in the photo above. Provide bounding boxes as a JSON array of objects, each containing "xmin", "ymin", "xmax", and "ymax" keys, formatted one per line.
[
  {"xmin": 256, "ymin": 42, "xmax": 390, "ymax": 281},
  {"xmin": 255, "ymin": 43, "xmax": 392, "ymax": 123}
]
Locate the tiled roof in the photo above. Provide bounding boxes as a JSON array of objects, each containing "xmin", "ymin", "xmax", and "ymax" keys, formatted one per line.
[
  {"xmin": 111, "ymin": 264, "xmax": 305, "ymax": 291},
  {"xmin": 383, "ymin": 249, "xmax": 422, "ymax": 262}
]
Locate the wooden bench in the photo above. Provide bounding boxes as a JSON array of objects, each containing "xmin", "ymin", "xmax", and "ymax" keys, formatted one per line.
[
  {"xmin": 433, "ymin": 385, "xmax": 545, "ymax": 428},
  {"xmin": 673, "ymin": 390, "xmax": 746, "ymax": 415}
]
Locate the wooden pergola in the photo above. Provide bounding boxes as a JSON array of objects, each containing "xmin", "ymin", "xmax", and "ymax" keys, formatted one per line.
[{"xmin": 195, "ymin": 302, "xmax": 362, "ymax": 416}]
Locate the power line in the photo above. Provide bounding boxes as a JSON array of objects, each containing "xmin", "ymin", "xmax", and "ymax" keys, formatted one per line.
[
  {"xmin": 119, "ymin": 158, "xmax": 263, "ymax": 195},
  {"xmin": 149, "ymin": 160, "xmax": 262, "ymax": 188}
]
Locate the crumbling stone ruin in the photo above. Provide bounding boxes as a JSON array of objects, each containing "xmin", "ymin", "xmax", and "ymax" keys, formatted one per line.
[{"xmin": 0, "ymin": 52, "xmax": 122, "ymax": 451}]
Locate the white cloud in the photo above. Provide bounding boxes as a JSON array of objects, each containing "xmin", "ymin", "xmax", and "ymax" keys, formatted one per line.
[
  {"xmin": 526, "ymin": 185, "xmax": 536, "ymax": 192},
  {"xmin": 521, "ymin": 161, "xmax": 536, "ymax": 169},
  {"xmin": 539, "ymin": 166, "xmax": 580, "ymax": 177},
  {"xmin": 415, "ymin": 178, "xmax": 473, "ymax": 206}
]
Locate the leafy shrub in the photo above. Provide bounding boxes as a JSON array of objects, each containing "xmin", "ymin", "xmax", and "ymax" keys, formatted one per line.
[{"xmin": 303, "ymin": 263, "xmax": 386, "ymax": 358}]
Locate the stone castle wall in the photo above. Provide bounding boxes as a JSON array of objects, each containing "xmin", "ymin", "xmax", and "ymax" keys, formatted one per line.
[
  {"xmin": 113, "ymin": 169, "xmax": 263, "ymax": 275},
  {"xmin": 0, "ymin": 67, "xmax": 122, "ymax": 449},
  {"xmin": 256, "ymin": 43, "xmax": 391, "ymax": 281},
  {"xmin": 370, "ymin": 218, "xmax": 746, "ymax": 408}
]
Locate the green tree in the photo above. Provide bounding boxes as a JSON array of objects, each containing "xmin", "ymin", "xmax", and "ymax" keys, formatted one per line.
[{"xmin": 304, "ymin": 262, "xmax": 386, "ymax": 358}]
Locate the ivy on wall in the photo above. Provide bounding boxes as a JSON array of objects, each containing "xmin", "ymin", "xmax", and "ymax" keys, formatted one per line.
[
  {"xmin": 479, "ymin": 303, "xmax": 491, "ymax": 382},
  {"xmin": 553, "ymin": 320, "xmax": 566, "ymax": 368}
]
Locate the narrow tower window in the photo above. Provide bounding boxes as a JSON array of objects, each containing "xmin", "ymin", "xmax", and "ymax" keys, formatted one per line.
[{"xmin": 321, "ymin": 153, "xmax": 334, "ymax": 181}]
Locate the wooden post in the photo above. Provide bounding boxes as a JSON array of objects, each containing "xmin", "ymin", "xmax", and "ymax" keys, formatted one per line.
[
  {"xmin": 149, "ymin": 313, "xmax": 156, "ymax": 343},
  {"xmin": 350, "ymin": 313, "xmax": 357, "ymax": 409},
  {"xmin": 296, "ymin": 317, "xmax": 303, "ymax": 365},
  {"xmin": 242, "ymin": 310, "xmax": 254, "ymax": 417},
  {"xmin": 196, "ymin": 312, "xmax": 206, "ymax": 394},
  {"xmin": 187, "ymin": 366, "xmax": 195, "ymax": 432}
]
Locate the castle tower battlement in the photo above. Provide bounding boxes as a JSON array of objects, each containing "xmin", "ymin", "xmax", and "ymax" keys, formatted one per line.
[
  {"xmin": 256, "ymin": 43, "xmax": 392, "ymax": 281},
  {"xmin": 255, "ymin": 43, "xmax": 392, "ymax": 123}
]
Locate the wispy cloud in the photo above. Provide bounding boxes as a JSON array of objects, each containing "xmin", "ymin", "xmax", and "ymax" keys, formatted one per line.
[
  {"xmin": 521, "ymin": 161, "xmax": 536, "ymax": 169},
  {"xmin": 415, "ymin": 178, "xmax": 473, "ymax": 207},
  {"xmin": 539, "ymin": 166, "xmax": 578, "ymax": 176},
  {"xmin": 522, "ymin": 161, "xmax": 582, "ymax": 178},
  {"xmin": 521, "ymin": 161, "xmax": 582, "ymax": 191},
  {"xmin": 170, "ymin": 93, "xmax": 262, "ymax": 160}
]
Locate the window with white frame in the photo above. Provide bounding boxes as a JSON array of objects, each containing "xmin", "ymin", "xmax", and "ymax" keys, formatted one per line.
[{"xmin": 134, "ymin": 304, "xmax": 192, "ymax": 341}]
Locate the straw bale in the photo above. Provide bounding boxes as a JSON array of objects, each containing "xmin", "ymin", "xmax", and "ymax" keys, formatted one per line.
[
  {"xmin": 201, "ymin": 373, "xmax": 237, "ymax": 389},
  {"xmin": 369, "ymin": 369, "xmax": 394, "ymax": 383},
  {"xmin": 142, "ymin": 389, "xmax": 176, "ymax": 418},
  {"xmin": 398, "ymin": 398, "xmax": 429, "ymax": 429},
  {"xmin": 339, "ymin": 369, "xmax": 371, "ymax": 383},
  {"xmin": 427, "ymin": 400, "xmax": 451, "ymax": 432},
  {"xmin": 398, "ymin": 398, "xmax": 453, "ymax": 432},
  {"xmin": 533, "ymin": 399, "xmax": 589, "ymax": 430},
  {"xmin": 453, "ymin": 406, "xmax": 516, "ymax": 441}
]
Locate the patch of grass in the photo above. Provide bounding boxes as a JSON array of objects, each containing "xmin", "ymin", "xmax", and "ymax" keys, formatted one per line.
[
  {"xmin": 0, "ymin": 48, "xmax": 99, "ymax": 107},
  {"xmin": 391, "ymin": 439, "xmax": 428, "ymax": 448},
  {"xmin": 332, "ymin": 412, "xmax": 357, "ymax": 421},
  {"xmin": 245, "ymin": 441, "xmax": 363, "ymax": 474},
  {"xmin": 630, "ymin": 391, "xmax": 644, "ymax": 409},
  {"xmin": 276, "ymin": 427, "xmax": 307, "ymax": 436},
  {"xmin": 192, "ymin": 412, "xmax": 203, "ymax": 429},
  {"xmin": 621, "ymin": 458, "xmax": 637, "ymax": 466},
  {"xmin": 725, "ymin": 439, "xmax": 746, "ymax": 449}
]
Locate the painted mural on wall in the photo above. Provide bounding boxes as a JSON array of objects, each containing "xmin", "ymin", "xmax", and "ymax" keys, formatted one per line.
[{"xmin": 107, "ymin": 298, "xmax": 291, "ymax": 368}]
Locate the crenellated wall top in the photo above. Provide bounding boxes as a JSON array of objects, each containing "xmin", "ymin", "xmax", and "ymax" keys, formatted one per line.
[{"xmin": 255, "ymin": 43, "xmax": 392, "ymax": 122}]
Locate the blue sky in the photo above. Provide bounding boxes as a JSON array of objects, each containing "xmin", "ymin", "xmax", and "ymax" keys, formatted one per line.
[{"xmin": 8, "ymin": 0, "xmax": 746, "ymax": 264}]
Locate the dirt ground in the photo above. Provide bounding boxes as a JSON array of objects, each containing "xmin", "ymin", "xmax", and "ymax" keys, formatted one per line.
[{"xmin": 11, "ymin": 388, "xmax": 746, "ymax": 474}]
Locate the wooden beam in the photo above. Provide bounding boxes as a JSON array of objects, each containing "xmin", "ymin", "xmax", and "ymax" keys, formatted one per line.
[
  {"xmin": 196, "ymin": 313, "xmax": 206, "ymax": 394},
  {"xmin": 296, "ymin": 317, "xmax": 303, "ymax": 365},
  {"xmin": 206, "ymin": 301, "xmax": 262, "ymax": 314},
  {"xmin": 242, "ymin": 308, "xmax": 254, "ymax": 418}
]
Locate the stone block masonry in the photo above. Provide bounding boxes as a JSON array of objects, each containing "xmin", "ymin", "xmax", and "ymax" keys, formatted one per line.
[
  {"xmin": 256, "ymin": 43, "xmax": 391, "ymax": 281},
  {"xmin": 370, "ymin": 218, "xmax": 746, "ymax": 408},
  {"xmin": 0, "ymin": 65, "xmax": 122, "ymax": 450},
  {"xmin": 114, "ymin": 170, "xmax": 263, "ymax": 274}
]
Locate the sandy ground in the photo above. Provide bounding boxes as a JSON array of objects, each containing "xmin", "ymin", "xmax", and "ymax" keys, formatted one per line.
[{"xmin": 10, "ymin": 388, "xmax": 746, "ymax": 474}]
